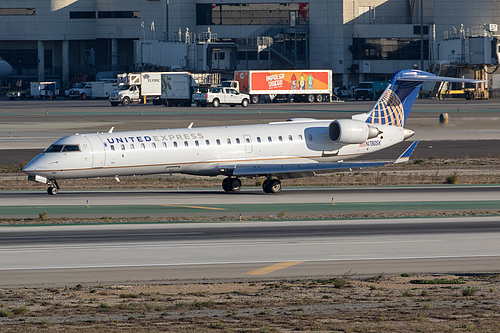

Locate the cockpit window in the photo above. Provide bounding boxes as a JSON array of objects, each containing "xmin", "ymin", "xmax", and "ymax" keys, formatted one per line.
[
  {"xmin": 45, "ymin": 144, "xmax": 80, "ymax": 153},
  {"xmin": 45, "ymin": 145, "xmax": 64, "ymax": 153},
  {"xmin": 62, "ymin": 145, "xmax": 80, "ymax": 152}
]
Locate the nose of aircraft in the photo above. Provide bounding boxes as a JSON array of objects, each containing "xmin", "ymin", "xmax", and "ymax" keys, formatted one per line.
[
  {"xmin": 0, "ymin": 59, "xmax": 13, "ymax": 77},
  {"xmin": 23, "ymin": 154, "xmax": 45, "ymax": 176}
]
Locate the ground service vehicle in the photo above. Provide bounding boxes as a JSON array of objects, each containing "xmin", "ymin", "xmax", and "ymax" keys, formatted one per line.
[
  {"xmin": 68, "ymin": 82, "xmax": 93, "ymax": 99},
  {"xmin": 110, "ymin": 72, "xmax": 219, "ymax": 106},
  {"xmin": 354, "ymin": 81, "xmax": 389, "ymax": 100},
  {"xmin": 30, "ymin": 82, "xmax": 59, "ymax": 99},
  {"xmin": 192, "ymin": 87, "xmax": 250, "ymax": 107},
  {"xmin": 91, "ymin": 82, "xmax": 116, "ymax": 99},
  {"xmin": 109, "ymin": 72, "xmax": 162, "ymax": 106},
  {"xmin": 160, "ymin": 72, "xmax": 220, "ymax": 106},
  {"xmin": 232, "ymin": 70, "xmax": 333, "ymax": 104}
]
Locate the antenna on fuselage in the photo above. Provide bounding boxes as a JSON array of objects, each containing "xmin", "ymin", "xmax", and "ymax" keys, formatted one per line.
[
  {"xmin": 108, "ymin": 127, "xmax": 114, "ymax": 133},
  {"xmin": 188, "ymin": 122, "xmax": 193, "ymax": 129}
]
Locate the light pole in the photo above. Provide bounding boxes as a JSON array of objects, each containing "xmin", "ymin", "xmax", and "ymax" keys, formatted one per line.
[{"xmin": 420, "ymin": 0, "xmax": 424, "ymax": 70}]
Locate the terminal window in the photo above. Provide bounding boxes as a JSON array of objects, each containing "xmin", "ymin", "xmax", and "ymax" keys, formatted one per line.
[
  {"xmin": 70, "ymin": 11, "xmax": 96, "ymax": 19},
  {"xmin": 196, "ymin": 3, "xmax": 308, "ymax": 25},
  {"xmin": 0, "ymin": 8, "xmax": 36, "ymax": 15},
  {"xmin": 351, "ymin": 38, "xmax": 429, "ymax": 61},
  {"xmin": 98, "ymin": 11, "xmax": 140, "ymax": 19}
]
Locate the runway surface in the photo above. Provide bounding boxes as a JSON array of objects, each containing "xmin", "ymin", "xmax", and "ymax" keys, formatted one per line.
[
  {"xmin": 1, "ymin": 185, "xmax": 499, "ymax": 218},
  {"xmin": 0, "ymin": 217, "xmax": 499, "ymax": 286}
]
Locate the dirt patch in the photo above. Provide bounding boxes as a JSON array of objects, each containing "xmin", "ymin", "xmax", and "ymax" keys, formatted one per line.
[{"xmin": 0, "ymin": 274, "xmax": 498, "ymax": 332}]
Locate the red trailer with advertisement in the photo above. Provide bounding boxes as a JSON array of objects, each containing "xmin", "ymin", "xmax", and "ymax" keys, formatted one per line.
[{"xmin": 229, "ymin": 70, "xmax": 333, "ymax": 104}]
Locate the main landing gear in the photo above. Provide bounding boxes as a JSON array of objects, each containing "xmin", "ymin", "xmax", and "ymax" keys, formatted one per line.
[
  {"xmin": 262, "ymin": 178, "xmax": 282, "ymax": 193},
  {"xmin": 47, "ymin": 180, "xmax": 60, "ymax": 195},
  {"xmin": 221, "ymin": 177, "xmax": 282, "ymax": 193},
  {"xmin": 222, "ymin": 177, "xmax": 242, "ymax": 192}
]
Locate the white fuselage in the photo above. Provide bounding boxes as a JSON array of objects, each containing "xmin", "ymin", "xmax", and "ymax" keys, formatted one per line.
[{"xmin": 23, "ymin": 119, "xmax": 406, "ymax": 180}]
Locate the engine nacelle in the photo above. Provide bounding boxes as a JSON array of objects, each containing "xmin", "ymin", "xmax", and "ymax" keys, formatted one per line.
[{"xmin": 328, "ymin": 119, "xmax": 380, "ymax": 144}]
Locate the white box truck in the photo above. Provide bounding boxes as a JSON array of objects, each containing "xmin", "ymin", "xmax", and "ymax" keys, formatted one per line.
[
  {"xmin": 161, "ymin": 72, "xmax": 221, "ymax": 106},
  {"xmin": 91, "ymin": 81, "xmax": 116, "ymax": 99}
]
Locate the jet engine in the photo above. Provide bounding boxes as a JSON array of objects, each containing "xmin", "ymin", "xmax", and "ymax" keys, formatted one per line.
[{"xmin": 328, "ymin": 119, "xmax": 381, "ymax": 144}]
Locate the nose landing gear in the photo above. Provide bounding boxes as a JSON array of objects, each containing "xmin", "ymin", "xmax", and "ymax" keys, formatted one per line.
[{"xmin": 47, "ymin": 180, "xmax": 60, "ymax": 195}]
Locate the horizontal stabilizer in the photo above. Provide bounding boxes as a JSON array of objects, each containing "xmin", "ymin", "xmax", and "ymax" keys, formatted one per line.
[
  {"xmin": 398, "ymin": 75, "xmax": 483, "ymax": 83},
  {"xmin": 394, "ymin": 141, "xmax": 418, "ymax": 164}
]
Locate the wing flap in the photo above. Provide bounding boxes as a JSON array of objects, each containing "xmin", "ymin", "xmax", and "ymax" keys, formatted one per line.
[{"xmin": 232, "ymin": 161, "xmax": 389, "ymax": 177}]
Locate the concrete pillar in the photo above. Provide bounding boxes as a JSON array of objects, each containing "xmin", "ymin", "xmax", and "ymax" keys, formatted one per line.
[
  {"xmin": 37, "ymin": 40, "xmax": 45, "ymax": 81},
  {"xmin": 111, "ymin": 38, "xmax": 119, "ymax": 70},
  {"xmin": 62, "ymin": 40, "xmax": 70, "ymax": 89},
  {"xmin": 342, "ymin": 73, "xmax": 350, "ymax": 88}
]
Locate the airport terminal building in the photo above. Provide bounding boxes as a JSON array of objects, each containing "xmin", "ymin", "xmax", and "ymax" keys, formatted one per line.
[{"xmin": 1, "ymin": 0, "xmax": 499, "ymax": 89}]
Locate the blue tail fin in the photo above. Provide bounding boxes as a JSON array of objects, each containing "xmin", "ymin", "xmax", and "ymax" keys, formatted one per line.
[{"xmin": 365, "ymin": 69, "xmax": 430, "ymax": 127}]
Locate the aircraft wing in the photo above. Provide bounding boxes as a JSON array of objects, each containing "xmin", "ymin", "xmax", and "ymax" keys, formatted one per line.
[{"xmin": 227, "ymin": 141, "xmax": 418, "ymax": 178}]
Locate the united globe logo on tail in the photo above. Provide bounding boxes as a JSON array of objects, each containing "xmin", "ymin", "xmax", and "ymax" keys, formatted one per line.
[{"xmin": 366, "ymin": 89, "xmax": 405, "ymax": 126}]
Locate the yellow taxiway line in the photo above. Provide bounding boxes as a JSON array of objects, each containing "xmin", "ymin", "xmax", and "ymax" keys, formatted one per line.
[{"xmin": 245, "ymin": 261, "xmax": 305, "ymax": 275}]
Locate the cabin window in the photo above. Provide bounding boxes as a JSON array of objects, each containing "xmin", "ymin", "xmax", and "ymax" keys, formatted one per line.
[
  {"xmin": 257, "ymin": 137, "xmax": 261, "ymax": 143},
  {"xmin": 45, "ymin": 145, "xmax": 64, "ymax": 153},
  {"xmin": 236, "ymin": 138, "xmax": 240, "ymax": 144},
  {"xmin": 152, "ymin": 142, "xmax": 157, "ymax": 149},
  {"xmin": 110, "ymin": 145, "xmax": 115, "ymax": 151},
  {"xmin": 206, "ymin": 139, "xmax": 210, "ymax": 146},
  {"xmin": 130, "ymin": 144, "xmax": 135, "ymax": 149},
  {"xmin": 184, "ymin": 141, "xmax": 189, "ymax": 147},
  {"xmin": 298, "ymin": 134, "xmax": 303, "ymax": 140},
  {"xmin": 278, "ymin": 136, "xmax": 283, "ymax": 142},
  {"xmin": 62, "ymin": 145, "xmax": 81, "ymax": 152},
  {"xmin": 120, "ymin": 144, "xmax": 125, "ymax": 151},
  {"xmin": 216, "ymin": 139, "xmax": 221, "ymax": 145},
  {"xmin": 288, "ymin": 135, "xmax": 293, "ymax": 141},
  {"xmin": 268, "ymin": 136, "xmax": 272, "ymax": 142},
  {"xmin": 227, "ymin": 138, "xmax": 231, "ymax": 145},
  {"xmin": 173, "ymin": 142, "xmax": 178, "ymax": 147},
  {"xmin": 163, "ymin": 142, "xmax": 167, "ymax": 148},
  {"xmin": 141, "ymin": 143, "xmax": 146, "ymax": 149},
  {"xmin": 195, "ymin": 140, "xmax": 199, "ymax": 146},
  {"xmin": 245, "ymin": 137, "xmax": 251, "ymax": 143}
]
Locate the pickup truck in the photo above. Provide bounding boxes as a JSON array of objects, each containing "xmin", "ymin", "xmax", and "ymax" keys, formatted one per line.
[
  {"xmin": 68, "ymin": 82, "xmax": 93, "ymax": 99},
  {"xmin": 193, "ymin": 87, "xmax": 250, "ymax": 107}
]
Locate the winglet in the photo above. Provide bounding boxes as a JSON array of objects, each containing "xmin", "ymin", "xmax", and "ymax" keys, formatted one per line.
[{"xmin": 394, "ymin": 141, "xmax": 418, "ymax": 164}]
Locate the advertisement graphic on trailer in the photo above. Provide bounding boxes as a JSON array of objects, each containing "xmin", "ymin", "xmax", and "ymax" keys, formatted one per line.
[{"xmin": 250, "ymin": 71, "xmax": 328, "ymax": 92}]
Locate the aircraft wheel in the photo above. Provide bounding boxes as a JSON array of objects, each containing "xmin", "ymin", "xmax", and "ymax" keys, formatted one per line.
[
  {"xmin": 263, "ymin": 179, "xmax": 281, "ymax": 193},
  {"xmin": 47, "ymin": 186, "xmax": 58, "ymax": 195},
  {"xmin": 222, "ymin": 177, "xmax": 241, "ymax": 192}
]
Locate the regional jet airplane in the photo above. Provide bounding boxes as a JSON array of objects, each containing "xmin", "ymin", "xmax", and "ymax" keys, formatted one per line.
[
  {"xmin": 24, "ymin": 69, "xmax": 480, "ymax": 195},
  {"xmin": 0, "ymin": 56, "xmax": 13, "ymax": 78}
]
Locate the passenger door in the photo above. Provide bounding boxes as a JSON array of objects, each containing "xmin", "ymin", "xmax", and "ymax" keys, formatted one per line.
[{"xmin": 85, "ymin": 135, "xmax": 106, "ymax": 168}]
